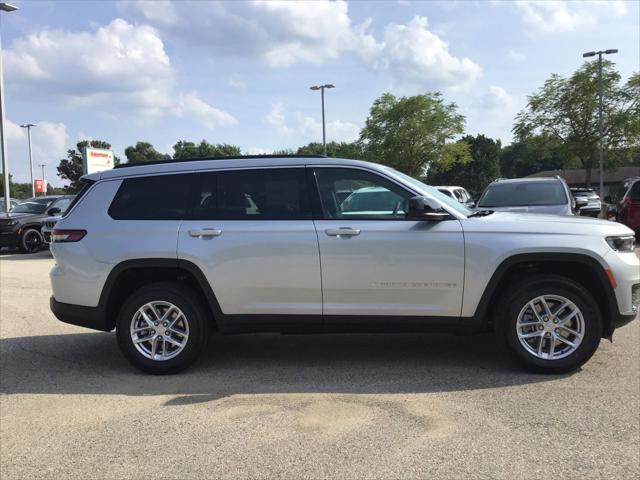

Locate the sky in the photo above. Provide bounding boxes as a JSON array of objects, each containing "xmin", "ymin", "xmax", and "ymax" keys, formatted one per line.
[{"xmin": 0, "ymin": 0, "xmax": 638, "ymax": 185}]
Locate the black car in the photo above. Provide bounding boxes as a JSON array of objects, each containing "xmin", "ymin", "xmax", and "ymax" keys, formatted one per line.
[{"xmin": 0, "ymin": 196, "xmax": 75, "ymax": 253}]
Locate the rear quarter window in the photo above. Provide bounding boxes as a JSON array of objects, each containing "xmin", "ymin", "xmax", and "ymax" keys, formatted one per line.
[{"xmin": 108, "ymin": 174, "xmax": 194, "ymax": 220}]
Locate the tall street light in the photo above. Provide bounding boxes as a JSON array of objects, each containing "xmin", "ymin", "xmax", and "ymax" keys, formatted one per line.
[
  {"xmin": 582, "ymin": 48, "xmax": 618, "ymax": 200},
  {"xmin": 309, "ymin": 84, "xmax": 335, "ymax": 155},
  {"xmin": 0, "ymin": 2, "xmax": 18, "ymax": 213},
  {"xmin": 20, "ymin": 123, "xmax": 36, "ymax": 197}
]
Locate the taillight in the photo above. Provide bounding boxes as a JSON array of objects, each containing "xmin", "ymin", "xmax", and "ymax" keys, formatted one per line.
[{"xmin": 52, "ymin": 229, "xmax": 87, "ymax": 243}]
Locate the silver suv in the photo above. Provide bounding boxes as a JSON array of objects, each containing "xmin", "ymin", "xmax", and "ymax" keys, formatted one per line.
[{"xmin": 49, "ymin": 155, "xmax": 639, "ymax": 374}]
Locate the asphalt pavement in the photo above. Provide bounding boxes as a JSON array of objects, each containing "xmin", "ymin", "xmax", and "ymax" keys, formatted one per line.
[{"xmin": 0, "ymin": 250, "xmax": 638, "ymax": 479}]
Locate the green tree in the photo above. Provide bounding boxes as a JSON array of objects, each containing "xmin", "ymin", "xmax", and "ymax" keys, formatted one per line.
[
  {"xmin": 500, "ymin": 135, "xmax": 571, "ymax": 179},
  {"xmin": 514, "ymin": 61, "xmax": 639, "ymax": 186},
  {"xmin": 296, "ymin": 141, "xmax": 365, "ymax": 159},
  {"xmin": 0, "ymin": 174, "xmax": 32, "ymax": 199},
  {"xmin": 427, "ymin": 135, "xmax": 500, "ymax": 196},
  {"xmin": 359, "ymin": 92, "xmax": 466, "ymax": 177},
  {"xmin": 57, "ymin": 140, "xmax": 120, "ymax": 193},
  {"xmin": 124, "ymin": 141, "xmax": 171, "ymax": 164},
  {"xmin": 172, "ymin": 140, "xmax": 241, "ymax": 159}
]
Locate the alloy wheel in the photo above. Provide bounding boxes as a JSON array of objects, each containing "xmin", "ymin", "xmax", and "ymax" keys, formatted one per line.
[
  {"xmin": 516, "ymin": 294, "xmax": 585, "ymax": 360},
  {"xmin": 130, "ymin": 301, "xmax": 189, "ymax": 361}
]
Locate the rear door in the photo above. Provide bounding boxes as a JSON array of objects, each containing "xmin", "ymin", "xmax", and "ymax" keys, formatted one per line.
[
  {"xmin": 311, "ymin": 167, "xmax": 465, "ymax": 319},
  {"xmin": 178, "ymin": 167, "xmax": 322, "ymax": 319}
]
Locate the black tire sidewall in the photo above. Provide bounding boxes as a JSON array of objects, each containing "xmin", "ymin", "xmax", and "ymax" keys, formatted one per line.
[
  {"xmin": 21, "ymin": 228, "xmax": 43, "ymax": 253},
  {"xmin": 499, "ymin": 276, "xmax": 602, "ymax": 373},
  {"xmin": 116, "ymin": 283, "xmax": 209, "ymax": 374}
]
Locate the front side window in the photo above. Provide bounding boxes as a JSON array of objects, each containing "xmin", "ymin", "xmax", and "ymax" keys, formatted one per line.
[
  {"xmin": 630, "ymin": 181, "xmax": 640, "ymax": 200},
  {"xmin": 313, "ymin": 168, "xmax": 411, "ymax": 219},
  {"xmin": 193, "ymin": 168, "xmax": 310, "ymax": 220},
  {"xmin": 478, "ymin": 181, "xmax": 568, "ymax": 207},
  {"xmin": 50, "ymin": 197, "xmax": 73, "ymax": 214},
  {"xmin": 109, "ymin": 174, "xmax": 193, "ymax": 220}
]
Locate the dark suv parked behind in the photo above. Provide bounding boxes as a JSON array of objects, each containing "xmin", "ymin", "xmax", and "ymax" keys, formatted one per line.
[{"xmin": 0, "ymin": 196, "xmax": 74, "ymax": 253}]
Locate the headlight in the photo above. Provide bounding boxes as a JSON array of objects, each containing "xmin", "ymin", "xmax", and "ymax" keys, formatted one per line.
[
  {"xmin": 606, "ymin": 235, "xmax": 636, "ymax": 252},
  {"xmin": 7, "ymin": 220, "xmax": 17, "ymax": 226}
]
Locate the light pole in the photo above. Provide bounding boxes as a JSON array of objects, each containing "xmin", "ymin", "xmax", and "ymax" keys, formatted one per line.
[
  {"xmin": 582, "ymin": 49, "xmax": 618, "ymax": 199},
  {"xmin": 38, "ymin": 163, "xmax": 45, "ymax": 195},
  {"xmin": 0, "ymin": 2, "xmax": 18, "ymax": 213},
  {"xmin": 309, "ymin": 84, "xmax": 335, "ymax": 155},
  {"xmin": 20, "ymin": 123, "xmax": 36, "ymax": 197}
]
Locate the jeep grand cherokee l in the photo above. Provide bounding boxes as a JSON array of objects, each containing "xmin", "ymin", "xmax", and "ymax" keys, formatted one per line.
[{"xmin": 49, "ymin": 155, "xmax": 639, "ymax": 374}]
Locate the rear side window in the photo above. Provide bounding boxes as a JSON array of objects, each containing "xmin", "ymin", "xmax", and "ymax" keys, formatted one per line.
[
  {"xmin": 109, "ymin": 174, "xmax": 193, "ymax": 220},
  {"xmin": 192, "ymin": 168, "xmax": 310, "ymax": 220}
]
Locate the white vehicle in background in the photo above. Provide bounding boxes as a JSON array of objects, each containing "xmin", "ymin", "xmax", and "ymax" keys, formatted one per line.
[{"xmin": 435, "ymin": 186, "xmax": 474, "ymax": 208}]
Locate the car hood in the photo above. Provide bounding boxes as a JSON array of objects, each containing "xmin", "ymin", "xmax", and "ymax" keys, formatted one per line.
[
  {"xmin": 477, "ymin": 204, "xmax": 570, "ymax": 215},
  {"xmin": 463, "ymin": 211, "xmax": 633, "ymax": 236}
]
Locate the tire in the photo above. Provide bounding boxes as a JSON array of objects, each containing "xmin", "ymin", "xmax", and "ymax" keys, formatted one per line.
[
  {"xmin": 20, "ymin": 228, "xmax": 44, "ymax": 253},
  {"xmin": 496, "ymin": 274, "xmax": 602, "ymax": 374},
  {"xmin": 116, "ymin": 282, "xmax": 210, "ymax": 374}
]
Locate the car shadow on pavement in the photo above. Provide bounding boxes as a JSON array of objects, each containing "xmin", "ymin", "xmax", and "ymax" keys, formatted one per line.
[
  {"xmin": 0, "ymin": 249, "xmax": 52, "ymax": 260},
  {"xmin": 0, "ymin": 331, "xmax": 568, "ymax": 403}
]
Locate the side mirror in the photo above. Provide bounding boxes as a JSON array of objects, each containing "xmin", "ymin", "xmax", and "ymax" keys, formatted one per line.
[
  {"xmin": 574, "ymin": 197, "xmax": 588, "ymax": 209},
  {"xmin": 407, "ymin": 196, "xmax": 449, "ymax": 221},
  {"xmin": 47, "ymin": 207, "xmax": 61, "ymax": 216}
]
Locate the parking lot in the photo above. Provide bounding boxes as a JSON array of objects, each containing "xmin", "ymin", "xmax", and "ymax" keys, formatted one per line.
[{"xmin": 0, "ymin": 250, "xmax": 638, "ymax": 479}]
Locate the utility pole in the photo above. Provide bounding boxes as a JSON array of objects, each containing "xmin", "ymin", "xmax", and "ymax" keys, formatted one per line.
[
  {"xmin": 39, "ymin": 163, "xmax": 45, "ymax": 195},
  {"xmin": 582, "ymin": 49, "xmax": 618, "ymax": 198},
  {"xmin": 20, "ymin": 123, "xmax": 36, "ymax": 197},
  {"xmin": 309, "ymin": 84, "xmax": 335, "ymax": 155}
]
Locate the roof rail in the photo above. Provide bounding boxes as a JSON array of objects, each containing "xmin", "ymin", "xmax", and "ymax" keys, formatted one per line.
[{"xmin": 113, "ymin": 154, "xmax": 328, "ymax": 169}]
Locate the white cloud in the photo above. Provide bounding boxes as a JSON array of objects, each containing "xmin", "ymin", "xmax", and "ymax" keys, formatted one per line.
[
  {"xmin": 228, "ymin": 73, "xmax": 248, "ymax": 90},
  {"xmin": 515, "ymin": 1, "xmax": 627, "ymax": 33},
  {"xmin": 5, "ymin": 120, "xmax": 68, "ymax": 184},
  {"xmin": 126, "ymin": 1, "xmax": 480, "ymax": 90},
  {"xmin": 245, "ymin": 147, "xmax": 273, "ymax": 155},
  {"xmin": 508, "ymin": 49, "xmax": 526, "ymax": 62},
  {"xmin": 475, "ymin": 85, "xmax": 513, "ymax": 112},
  {"xmin": 368, "ymin": 16, "xmax": 481, "ymax": 89},
  {"xmin": 299, "ymin": 116, "xmax": 360, "ymax": 143},
  {"xmin": 174, "ymin": 92, "xmax": 237, "ymax": 129},
  {"xmin": 4, "ymin": 19, "xmax": 235, "ymax": 127},
  {"xmin": 266, "ymin": 103, "xmax": 290, "ymax": 135}
]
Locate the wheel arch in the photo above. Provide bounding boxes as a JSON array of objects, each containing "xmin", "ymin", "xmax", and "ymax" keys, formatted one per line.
[
  {"xmin": 475, "ymin": 253, "xmax": 618, "ymax": 338},
  {"xmin": 99, "ymin": 259, "xmax": 222, "ymax": 331}
]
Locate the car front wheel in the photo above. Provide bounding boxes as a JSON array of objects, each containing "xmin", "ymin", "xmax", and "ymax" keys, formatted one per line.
[
  {"xmin": 116, "ymin": 283, "xmax": 210, "ymax": 374},
  {"xmin": 498, "ymin": 275, "xmax": 603, "ymax": 374}
]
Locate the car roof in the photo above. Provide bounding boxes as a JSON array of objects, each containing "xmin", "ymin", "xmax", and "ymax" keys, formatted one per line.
[
  {"xmin": 84, "ymin": 156, "xmax": 391, "ymax": 182},
  {"xmin": 491, "ymin": 177, "xmax": 562, "ymax": 185}
]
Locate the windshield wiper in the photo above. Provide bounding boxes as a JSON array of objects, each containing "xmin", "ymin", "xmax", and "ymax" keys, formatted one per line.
[{"xmin": 468, "ymin": 209, "xmax": 494, "ymax": 217}]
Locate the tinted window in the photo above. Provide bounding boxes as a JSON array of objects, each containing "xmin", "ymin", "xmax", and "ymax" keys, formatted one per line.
[
  {"xmin": 438, "ymin": 188, "xmax": 454, "ymax": 198},
  {"xmin": 630, "ymin": 181, "xmax": 640, "ymax": 200},
  {"xmin": 479, "ymin": 182, "xmax": 567, "ymax": 207},
  {"xmin": 313, "ymin": 168, "xmax": 410, "ymax": 219},
  {"xmin": 193, "ymin": 168, "xmax": 310, "ymax": 220},
  {"xmin": 11, "ymin": 201, "xmax": 48, "ymax": 214},
  {"xmin": 109, "ymin": 174, "xmax": 193, "ymax": 220},
  {"xmin": 50, "ymin": 197, "xmax": 73, "ymax": 214}
]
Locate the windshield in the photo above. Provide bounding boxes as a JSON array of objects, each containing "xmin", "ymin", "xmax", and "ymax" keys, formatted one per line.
[
  {"xmin": 51, "ymin": 197, "xmax": 73, "ymax": 214},
  {"xmin": 479, "ymin": 182, "xmax": 567, "ymax": 207},
  {"xmin": 384, "ymin": 168, "xmax": 472, "ymax": 216},
  {"xmin": 11, "ymin": 201, "xmax": 48, "ymax": 214}
]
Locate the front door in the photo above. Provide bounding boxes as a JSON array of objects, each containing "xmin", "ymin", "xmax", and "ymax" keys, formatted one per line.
[
  {"xmin": 178, "ymin": 167, "xmax": 322, "ymax": 319},
  {"xmin": 311, "ymin": 167, "xmax": 464, "ymax": 319}
]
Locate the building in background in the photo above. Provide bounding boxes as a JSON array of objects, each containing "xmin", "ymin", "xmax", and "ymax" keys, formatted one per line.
[{"xmin": 527, "ymin": 166, "xmax": 640, "ymax": 199}]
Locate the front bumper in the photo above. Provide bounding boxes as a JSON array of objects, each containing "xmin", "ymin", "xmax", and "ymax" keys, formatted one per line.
[
  {"xmin": 50, "ymin": 296, "xmax": 112, "ymax": 332},
  {"xmin": 0, "ymin": 230, "xmax": 20, "ymax": 248}
]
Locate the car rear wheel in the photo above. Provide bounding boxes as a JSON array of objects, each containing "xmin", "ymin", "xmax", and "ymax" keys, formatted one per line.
[
  {"xmin": 116, "ymin": 283, "xmax": 210, "ymax": 374},
  {"xmin": 498, "ymin": 275, "xmax": 602, "ymax": 374},
  {"xmin": 20, "ymin": 228, "xmax": 44, "ymax": 253}
]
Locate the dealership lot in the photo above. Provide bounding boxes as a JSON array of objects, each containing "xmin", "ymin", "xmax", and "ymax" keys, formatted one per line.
[{"xmin": 1, "ymin": 251, "xmax": 638, "ymax": 479}]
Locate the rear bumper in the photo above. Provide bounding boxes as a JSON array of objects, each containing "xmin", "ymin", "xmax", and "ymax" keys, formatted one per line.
[{"xmin": 50, "ymin": 296, "xmax": 111, "ymax": 332}]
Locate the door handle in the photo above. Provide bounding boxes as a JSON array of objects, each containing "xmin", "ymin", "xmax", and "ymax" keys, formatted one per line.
[
  {"xmin": 325, "ymin": 228, "xmax": 361, "ymax": 237},
  {"xmin": 189, "ymin": 228, "xmax": 222, "ymax": 237}
]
